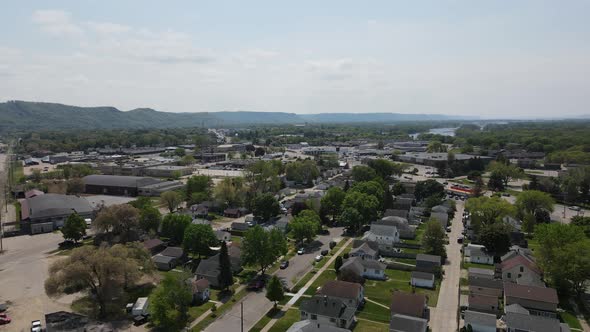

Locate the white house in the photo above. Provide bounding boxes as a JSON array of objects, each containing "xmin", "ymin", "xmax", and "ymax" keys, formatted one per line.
[
  {"xmin": 410, "ymin": 271, "xmax": 435, "ymax": 289},
  {"xmin": 465, "ymin": 244, "xmax": 494, "ymax": 265},
  {"xmin": 362, "ymin": 217, "xmax": 401, "ymax": 255},
  {"xmin": 340, "ymin": 257, "xmax": 387, "ymax": 280}
]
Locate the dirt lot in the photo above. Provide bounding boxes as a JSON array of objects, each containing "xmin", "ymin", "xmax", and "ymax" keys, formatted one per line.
[{"xmin": 22, "ymin": 162, "xmax": 58, "ymax": 176}]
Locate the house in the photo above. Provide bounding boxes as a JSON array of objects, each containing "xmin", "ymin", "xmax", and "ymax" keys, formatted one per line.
[
  {"xmin": 463, "ymin": 310, "xmax": 497, "ymax": 332},
  {"xmin": 410, "ymin": 271, "xmax": 435, "ymax": 289},
  {"xmin": 504, "ymin": 304, "xmax": 570, "ymax": 332},
  {"xmin": 376, "ymin": 216, "xmax": 416, "ymax": 239},
  {"xmin": 384, "ymin": 209, "xmax": 409, "ymax": 219},
  {"xmin": 191, "ymin": 204, "xmax": 209, "ymax": 218},
  {"xmin": 393, "ymin": 197, "xmax": 414, "ymax": 211},
  {"xmin": 362, "ymin": 217, "xmax": 402, "ymax": 255},
  {"xmin": 276, "ymin": 214, "xmax": 292, "ymax": 233},
  {"xmin": 286, "ymin": 320, "xmax": 351, "ymax": 332},
  {"xmin": 469, "ymin": 277, "xmax": 503, "ymax": 298},
  {"xmin": 339, "ymin": 257, "xmax": 386, "ymax": 280},
  {"xmin": 231, "ymin": 222, "xmax": 250, "ymax": 232},
  {"xmin": 390, "ymin": 292, "xmax": 428, "ymax": 318},
  {"xmin": 189, "ymin": 277, "xmax": 210, "ymax": 303},
  {"xmin": 415, "ymin": 254, "xmax": 442, "ymax": 273},
  {"xmin": 20, "ymin": 193, "xmax": 95, "ymax": 234},
  {"xmin": 299, "ymin": 295, "xmax": 356, "ymax": 329},
  {"xmin": 464, "ymin": 244, "xmax": 494, "ymax": 265},
  {"xmin": 153, "ymin": 247, "xmax": 185, "ymax": 271},
  {"xmin": 350, "ymin": 242, "xmax": 379, "ymax": 260},
  {"xmin": 501, "ymin": 255, "xmax": 543, "ymax": 287},
  {"xmin": 503, "ymin": 283, "xmax": 559, "ymax": 318},
  {"xmin": 317, "ymin": 280, "xmax": 365, "ymax": 309},
  {"xmin": 224, "ymin": 208, "xmax": 245, "ymax": 218},
  {"xmin": 468, "ymin": 268, "xmax": 495, "ymax": 280},
  {"xmin": 389, "ymin": 314, "xmax": 428, "ymax": 332},
  {"xmin": 468, "ymin": 293, "xmax": 500, "ymax": 315},
  {"xmin": 25, "ymin": 189, "xmax": 44, "ymax": 199},
  {"xmin": 430, "ymin": 212, "xmax": 449, "ymax": 228},
  {"xmin": 195, "ymin": 251, "xmax": 242, "ymax": 288},
  {"xmin": 215, "ymin": 230, "xmax": 231, "ymax": 242},
  {"xmin": 143, "ymin": 238, "xmax": 165, "ymax": 254}
]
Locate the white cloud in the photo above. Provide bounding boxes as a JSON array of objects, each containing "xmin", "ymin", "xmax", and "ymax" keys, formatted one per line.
[
  {"xmin": 86, "ymin": 21, "xmax": 131, "ymax": 35},
  {"xmin": 32, "ymin": 10, "xmax": 83, "ymax": 37}
]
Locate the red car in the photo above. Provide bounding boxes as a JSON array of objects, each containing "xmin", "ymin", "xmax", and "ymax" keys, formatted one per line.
[{"xmin": 0, "ymin": 313, "xmax": 11, "ymax": 325}]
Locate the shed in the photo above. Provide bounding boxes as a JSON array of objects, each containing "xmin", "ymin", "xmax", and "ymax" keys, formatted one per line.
[{"xmin": 411, "ymin": 271, "xmax": 435, "ymax": 289}]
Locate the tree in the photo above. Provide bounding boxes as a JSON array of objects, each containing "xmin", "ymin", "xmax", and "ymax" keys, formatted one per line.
[
  {"xmin": 130, "ymin": 196, "xmax": 153, "ymax": 210},
  {"xmin": 245, "ymin": 160, "xmax": 282, "ymax": 195},
  {"xmin": 367, "ymin": 159, "xmax": 406, "ymax": 179},
  {"xmin": 61, "ymin": 213, "xmax": 86, "ymax": 243},
  {"xmin": 341, "ymin": 191, "xmax": 379, "ymax": 226},
  {"xmin": 183, "ymin": 224, "xmax": 217, "ymax": 258},
  {"xmin": 93, "ymin": 204, "xmax": 140, "ymax": 242},
  {"xmin": 479, "ymin": 222, "xmax": 512, "ymax": 257},
  {"xmin": 252, "ymin": 193, "xmax": 280, "ymax": 222},
  {"xmin": 351, "ymin": 166, "xmax": 377, "ymax": 182},
  {"xmin": 242, "ymin": 226, "xmax": 286, "ymax": 274},
  {"xmin": 290, "ymin": 210, "xmax": 321, "ymax": 243},
  {"xmin": 392, "ymin": 182, "xmax": 406, "ymax": 196},
  {"xmin": 186, "ymin": 175, "xmax": 212, "ymax": 203},
  {"xmin": 522, "ymin": 213, "xmax": 536, "ymax": 234},
  {"xmin": 254, "ymin": 147, "xmax": 266, "ymax": 157},
  {"xmin": 488, "ymin": 162, "xmax": 523, "ymax": 187},
  {"xmin": 571, "ymin": 216, "xmax": 590, "ymax": 237},
  {"xmin": 45, "ymin": 245, "xmax": 152, "ymax": 318},
  {"xmin": 174, "ymin": 147, "xmax": 186, "ymax": 157},
  {"xmin": 422, "ymin": 219, "xmax": 447, "ymax": 262},
  {"xmin": 340, "ymin": 207, "xmax": 363, "ymax": 234},
  {"xmin": 160, "ymin": 191, "xmax": 183, "ymax": 213},
  {"xmin": 414, "ymin": 180, "xmax": 444, "ymax": 201},
  {"xmin": 66, "ymin": 178, "xmax": 85, "ymax": 195},
  {"xmin": 334, "ymin": 256, "xmax": 343, "ymax": 273},
  {"xmin": 320, "ymin": 187, "xmax": 346, "ymax": 224},
  {"xmin": 214, "ymin": 177, "xmax": 246, "ymax": 208},
  {"xmin": 383, "ymin": 185, "xmax": 395, "ymax": 211},
  {"xmin": 150, "ymin": 273, "xmax": 192, "ymax": 331},
  {"xmin": 427, "ymin": 141, "xmax": 446, "ymax": 153},
  {"xmin": 285, "ymin": 160, "xmax": 319, "ymax": 186},
  {"xmin": 266, "ymin": 275, "xmax": 284, "ymax": 308},
  {"xmin": 465, "ymin": 196, "xmax": 515, "ymax": 233},
  {"xmin": 161, "ymin": 214, "xmax": 191, "ymax": 244},
  {"xmin": 350, "ymin": 180, "xmax": 385, "ymax": 209},
  {"xmin": 515, "ymin": 190, "xmax": 555, "ymax": 219},
  {"xmin": 179, "ymin": 155, "xmax": 196, "ymax": 166},
  {"xmin": 473, "ymin": 177, "xmax": 484, "ymax": 197},
  {"xmin": 487, "ymin": 171, "xmax": 505, "ymax": 191},
  {"xmin": 218, "ymin": 241, "xmax": 233, "ymax": 291},
  {"xmin": 139, "ymin": 206, "xmax": 161, "ymax": 234}
]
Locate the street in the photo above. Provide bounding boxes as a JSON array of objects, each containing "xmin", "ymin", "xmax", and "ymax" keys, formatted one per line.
[
  {"xmin": 202, "ymin": 227, "xmax": 344, "ymax": 332},
  {"xmin": 429, "ymin": 200, "xmax": 464, "ymax": 332}
]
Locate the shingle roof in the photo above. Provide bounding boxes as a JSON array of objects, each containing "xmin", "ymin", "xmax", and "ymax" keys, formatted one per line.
[
  {"xmin": 505, "ymin": 311, "xmax": 562, "ymax": 332},
  {"xmin": 384, "ymin": 209, "xmax": 409, "ymax": 219},
  {"xmin": 464, "ymin": 310, "xmax": 496, "ymax": 327},
  {"xmin": 26, "ymin": 193, "xmax": 94, "ymax": 220},
  {"xmin": 468, "ymin": 294, "xmax": 498, "ymax": 306},
  {"xmin": 375, "ymin": 216, "xmax": 409, "ymax": 227},
  {"xmin": 161, "ymin": 246, "xmax": 184, "ymax": 259},
  {"xmin": 416, "ymin": 254, "xmax": 441, "ymax": 265},
  {"xmin": 389, "ymin": 314, "xmax": 428, "ymax": 332},
  {"xmin": 351, "ymin": 242, "xmax": 377, "ymax": 257},
  {"xmin": 318, "ymin": 280, "xmax": 362, "ymax": 300},
  {"xmin": 504, "ymin": 283, "xmax": 558, "ymax": 304},
  {"xmin": 469, "ymin": 277, "xmax": 503, "ymax": 290},
  {"xmin": 153, "ymin": 254, "xmax": 175, "ymax": 264},
  {"xmin": 468, "ymin": 267, "xmax": 494, "ymax": 277},
  {"xmin": 83, "ymin": 174, "xmax": 159, "ymax": 188},
  {"xmin": 286, "ymin": 320, "xmax": 350, "ymax": 332},
  {"xmin": 390, "ymin": 292, "xmax": 426, "ymax": 318},
  {"xmin": 143, "ymin": 238, "xmax": 164, "ymax": 250},
  {"xmin": 300, "ymin": 295, "xmax": 356, "ymax": 321},
  {"xmin": 192, "ymin": 278, "xmax": 209, "ymax": 292},
  {"xmin": 196, "ymin": 254, "xmax": 220, "ymax": 278},
  {"xmin": 411, "ymin": 271, "xmax": 435, "ymax": 281},
  {"xmin": 501, "ymin": 255, "xmax": 541, "ymax": 275}
]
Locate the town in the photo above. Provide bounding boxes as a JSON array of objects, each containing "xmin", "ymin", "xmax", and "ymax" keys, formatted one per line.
[{"xmin": 0, "ymin": 120, "xmax": 589, "ymax": 332}]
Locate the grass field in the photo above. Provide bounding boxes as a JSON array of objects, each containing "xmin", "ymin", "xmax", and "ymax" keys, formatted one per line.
[
  {"xmin": 353, "ymin": 319, "xmax": 389, "ymax": 332},
  {"xmin": 304, "ymin": 270, "xmax": 338, "ymax": 295},
  {"xmin": 267, "ymin": 309, "xmax": 300, "ymax": 332},
  {"xmin": 357, "ymin": 301, "xmax": 391, "ymax": 323}
]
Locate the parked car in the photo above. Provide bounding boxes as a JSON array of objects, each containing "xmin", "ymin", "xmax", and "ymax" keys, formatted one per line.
[
  {"xmin": 446, "ymin": 226, "xmax": 451, "ymax": 232},
  {"xmin": 457, "ymin": 237, "xmax": 464, "ymax": 244},
  {"xmin": 569, "ymin": 206, "xmax": 582, "ymax": 211},
  {"xmin": 321, "ymin": 249, "xmax": 329, "ymax": 256},
  {"xmin": 280, "ymin": 260, "xmax": 289, "ymax": 269},
  {"xmin": 297, "ymin": 248, "xmax": 305, "ymax": 255},
  {"xmin": 502, "ymin": 192, "xmax": 510, "ymax": 197},
  {"xmin": 31, "ymin": 320, "xmax": 42, "ymax": 332},
  {"xmin": 247, "ymin": 278, "xmax": 265, "ymax": 291},
  {"xmin": 315, "ymin": 255, "xmax": 323, "ymax": 262},
  {"xmin": 0, "ymin": 303, "xmax": 7, "ymax": 312},
  {"xmin": 0, "ymin": 314, "xmax": 11, "ymax": 325}
]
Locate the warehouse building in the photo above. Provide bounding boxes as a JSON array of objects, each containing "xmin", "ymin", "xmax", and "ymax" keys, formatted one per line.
[
  {"xmin": 20, "ymin": 193, "xmax": 94, "ymax": 234},
  {"xmin": 83, "ymin": 174, "xmax": 184, "ymax": 197}
]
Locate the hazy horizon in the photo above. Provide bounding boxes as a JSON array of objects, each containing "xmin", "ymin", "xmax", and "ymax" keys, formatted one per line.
[{"xmin": 1, "ymin": 1, "xmax": 589, "ymax": 118}]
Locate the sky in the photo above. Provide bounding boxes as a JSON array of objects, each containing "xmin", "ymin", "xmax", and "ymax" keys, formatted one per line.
[{"xmin": 0, "ymin": 1, "xmax": 589, "ymax": 118}]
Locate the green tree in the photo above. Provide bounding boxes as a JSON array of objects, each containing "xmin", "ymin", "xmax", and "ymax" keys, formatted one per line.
[
  {"xmin": 245, "ymin": 160, "xmax": 282, "ymax": 194},
  {"xmin": 285, "ymin": 160, "xmax": 319, "ymax": 186},
  {"xmin": 160, "ymin": 191, "xmax": 183, "ymax": 213},
  {"xmin": 161, "ymin": 214, "xmax": 192, "ymax": 244},
  {"xmin": 334, "ymin": 256, "xmax": 343, "ymax": 273},
  {"xmin": 479, "ymin": 222, "xmax": 512, "ymax": 256},
  {"xmin": 214, "ymin": 177, "xmax": 246, "ymax": 208},
  {"xmin": 183, "ymin": 224, "xmax": 217, "ymax": 258},
  {"xmin": 218, "ymin": 241, "xmax": 233, "ymax": 291},
  {"xmin": 392, "ymin": 182, "xmax": 406, "ymax": 196},
  {"xmin": 150, "ymin": 274, "xmax": 192, "ymax": 331},
  {"xmin": 45, "ymin": 245, "xmax": 152, "ymax": 318},
  {"xmin": 515, "ymin": 190, "xmax": 555, "ymax": 219},
  {"xmin": 465, "ymin": 196, "xmax": 515, "ymax": 234},
  {"xmin": 129, "ymin": 196, "xmax": 153, "ymax": 210},
  {"xmin": 522, "ymin": 213, "xmax": 536, "ymax": 234},
  {"xmin": 427, "ymin": 140, "xmax": 447, "ymax": 153},
  {"xmin": 266, "ymin": 275, "xmax": 285, "ymax": 308},
  {"xmin": 367, "ymin": 159, "xmax": 406, "ymax": 179},
  {"xmin": 92, "ymin": 204, "xmax": 140, "ymax": 242},
  {"xmin": 242, "ymin": 226, "xmax": 286, "ymax": 274},
  {"xmin": 320, "ymin": 187, "xmax": 346, "ymax": 224},
  {"xmin": 66, "ymin": 178, "xmax": 85, "ymax": 195},
  {"xmin": 571, "ymin": 216, "xmax": 590, "ymax": 237},
  {"xmin": 350, "ymin": 180, "xmax": 385, "ymax": 209},
  {"xmin": 341, "ymin": 191, "xmax": 379, "ymax": 225},
  {"xmin": 340, "ymin": 207, "xmax": 363, "ymax": 234},
  {"xmin": 186, "ymin": 175, "xmax": 212, "ymax": 203},
  {"xmin": 252, "ymin": 193, "xmax": 280, "ymax": 222},
  {"xmin": 414, "ymin": 179, "xmax": 445, "ymax": 201},
  {"xmin": 487, "ymin": 171, "xmax": 505, "ymax": 191},
  {"xmin": 179, "ymin": 155, "xmax": 196, "ymax": 166},
  {"xmin": 422, "ymin": 219, "xmax": 447, "ymax": 262},
  {"xmin": 61, "ymin": 213, "xmax": 87, "ymax": 243},
  {"xmin": 351, "ymin": 165, "xmax": 377, "ymax": 182},
  {"xmin": 383, "ymin": 185, "xmax": 395, "ymax": 211},
  {"xmin": 139, "ymin": 206, "xmax": 161, "ymax": 234},
  {"xmin": 290, "ymin": 210, "xmax": 321, "ymax": 243},
  {"xmin": 488, "ymin": 162, "xmax": 523, "ymax": 187}
]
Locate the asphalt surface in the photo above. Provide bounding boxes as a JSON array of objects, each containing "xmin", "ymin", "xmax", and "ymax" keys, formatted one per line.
[
  {"xmin": 203, "ymin": 227, "xmax": 344, "ymax": 332},
  {"xmin": 429, "ymin": 200, "xmax": 464, "ymax": 332}
]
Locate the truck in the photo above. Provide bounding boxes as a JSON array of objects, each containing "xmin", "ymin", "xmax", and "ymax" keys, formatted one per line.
[{"xmin": 131, "ymin": 297, "xmax": 149, "ymax": 317}]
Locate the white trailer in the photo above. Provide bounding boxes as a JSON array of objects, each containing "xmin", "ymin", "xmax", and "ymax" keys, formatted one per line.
[{"xmin": 132, "ymin": 297, "xmax": 149, "ymax": 316}]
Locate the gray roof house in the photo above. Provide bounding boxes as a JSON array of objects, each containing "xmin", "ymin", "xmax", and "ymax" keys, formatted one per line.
[
  {"xmin": 299, "ymin": 295, "xmax": 356, "ymax": 329},
  {"xmin": 375, "ymin": 216, "xmax": 416, "ymax": 239},
  {"xmin": 389, "ymin": 314, "xmax": 428, "ymax": 332},
  {"xmin": 430, "ymin": 212, "xmax": 449, "ymax": 228},
  {"xmin": 505, "ymin": 304, "xmax": 570, "ymax": 332},
  {"xmin": 463, "ymin": 310, "xmax": 496, "ymax": 332},
  {"xmin": 153, "ymin": 247, "xmax": 185, "ymax": 271},
  {"xmin": 340, "ymin": 257, "xmax": 386, "ymax": 280},
  {"xmin": 410, "ymin": 271, "xmax": 435, "ymax": 289},
  {"xmin": 415, "ymin": 254, "xmax": 442, "ymax": 273},
  {"xmin": 468, "ymin": 268, "xmax": 495, "ymax": 280},
  {"xmin": 465, "ymin": 244, "xmax": 494, "ymax": 265},
  {"xmin": 286, "ymin": 320, "xmax": 350, "ymax": 332},
  {"xmin": 504, "ymin": 283, "xmax": 559, "ymax": 318},
  {"xmin": 350, "ymin": 242, "xmax": 379, "ymax": 260},
  {"xmin": 195, "ymin": 249, "xmax": 242, "ymax": 288},
  {"xmin": 469, "ymin": 277, "xmax": 503, "ymax": 298},
  {"xmin": 384, "ymin": 209, "xmax": 409, "ymax": 219},
  {"xmin": 317, "ymin": 280, "xmax": 365, "ymax": 309}
]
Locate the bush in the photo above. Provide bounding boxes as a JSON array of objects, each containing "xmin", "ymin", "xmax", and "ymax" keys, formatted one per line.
[{"xmin": 343, "ymin": 253, "xmax": 349, "ymax": 259}]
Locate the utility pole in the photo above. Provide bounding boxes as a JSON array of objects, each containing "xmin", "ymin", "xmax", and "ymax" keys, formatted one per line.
[{"xmin": 240, "ymin": 302, "xmax": 243, "ymax": 332}]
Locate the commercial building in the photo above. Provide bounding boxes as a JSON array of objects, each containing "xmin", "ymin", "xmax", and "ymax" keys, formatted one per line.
[
  {"xmin": 20, "ymin": 193, "xmax": 94, "ymax": 234},
  {"xmin": 144, "ymin": 165, "xmax": 192, "ymax": 178},
  {"xmin": 83, "ymin": 174, "xmax": 183, "ymax": 197}
]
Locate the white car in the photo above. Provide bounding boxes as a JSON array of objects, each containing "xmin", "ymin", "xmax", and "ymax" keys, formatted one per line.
[
  {"xmin": 297, "ymin": 248, "xmax": 305, "ymax": 255},
  {"xmin": 31, "ymin": 320, "xmax": 42, "ymax": 332},
  {"xmin": 315, "ymin": 255, "xmax": 323, "ymax": 262},
  {"xmin": 569, "ymin": 206, "xmax": 582, "ymax": 211}
]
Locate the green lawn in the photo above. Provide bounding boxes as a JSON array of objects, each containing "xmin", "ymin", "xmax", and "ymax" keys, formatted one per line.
[
  {"xmin": 188, "ymin": 302, "xmax": 215, "ymax": 321},
  {"xmin": 463, "ymin": 262, "xmax": 495, "ymax": 270},
  {"xmin": 304, "ymin": 270, "xmax": 338, "ymax": 295},
  {"xmin": 395, "ymin": 258, "xmax": 417, "ymax": 265},
  {"xmin": 364, "ymin": 271, "xmax": 440, "ymax": 307},
  {"xmin": 190, "ymin": 288, "xmax": 248, "ymax": 331},
  {"xmin": 250, "ymin": 307, "xmax": 281, "ymax": 332},
  {"xmin": 357, "ymin": 301, "xmax": 391, "ymax": 323},
  {"xmin": 353, "ymin": 319, "xmax": 390, "ymax": 332},
  {"xmin": 267, "ymin": 308, "xmax": 301, "ymax": 332},
  {"xmin": 559, "ymin": 298, "xmax": 583, "ymax": 330},
  {"xmin": 292, "ymin": 269, "xmax": 317, "ymax": 293}
]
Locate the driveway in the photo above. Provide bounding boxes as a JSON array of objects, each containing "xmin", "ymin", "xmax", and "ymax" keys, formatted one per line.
[
  {"xmin": 203, "ymin": 227, "xmax": 344, "ymax": 332},
  {"xmin": 429, "ymin": 201, "xmax": 464, "ymax": 332}
]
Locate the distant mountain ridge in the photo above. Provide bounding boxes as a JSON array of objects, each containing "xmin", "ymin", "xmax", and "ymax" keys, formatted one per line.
[{"xmin": 0, "ymin": 100, "xmax": 475, "ymax": 132}]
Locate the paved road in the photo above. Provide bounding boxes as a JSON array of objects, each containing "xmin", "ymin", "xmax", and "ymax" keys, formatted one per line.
[
  {"xmin": 429, "ymin": 201, "xmax": 464, "ymax": 332},
  {"xmin": 203, "ymin": 228, "xmax": 344, "ymax": 332}
]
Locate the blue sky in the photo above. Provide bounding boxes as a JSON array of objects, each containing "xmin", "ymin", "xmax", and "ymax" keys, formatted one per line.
[{"xmin": 1, "ymin": 1, "xmax": 589, "ymax": 118}]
